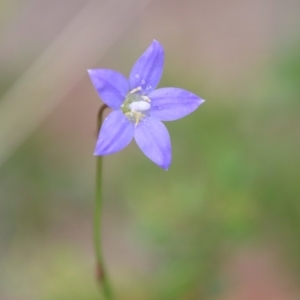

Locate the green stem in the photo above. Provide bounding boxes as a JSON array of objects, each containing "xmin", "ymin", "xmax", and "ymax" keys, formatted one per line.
[{"xmin": 94, "ymin": 104, "xmax": 114, "ymax": 299}]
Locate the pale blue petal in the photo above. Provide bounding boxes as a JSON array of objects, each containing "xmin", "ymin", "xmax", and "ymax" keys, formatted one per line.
[
  {"xmin": 94, "ymin": 110, "xmax": 134, "ymax": 155},
  {"xmin": 148, "ymin": 88, "xmax": 205, "ymax": 121},
  {"xmin": 134, "ymin": 117, "xmax": 171, "ymax": 170},
  {"xmin": 88, "ymin": 69, "xmax": 129, "ymax": 110},
  {"xmin": 129, "ymin": 40, "xmax": 164, "ymax": 94}
]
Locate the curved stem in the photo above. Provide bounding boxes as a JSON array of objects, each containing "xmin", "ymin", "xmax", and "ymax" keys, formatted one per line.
[{"xmin": 94, "ymin": 104, "xmax": 114, "ymax": 299}]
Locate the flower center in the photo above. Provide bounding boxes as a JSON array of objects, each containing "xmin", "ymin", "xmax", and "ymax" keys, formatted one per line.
[{"xmin": 121, "ymin": 87, "xmax": 151, "ymax": 126}]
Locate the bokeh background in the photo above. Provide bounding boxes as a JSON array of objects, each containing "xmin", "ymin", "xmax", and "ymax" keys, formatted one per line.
[{"xmin": 0, "ymin": 0, "xmax": 300, "ymax": 299}]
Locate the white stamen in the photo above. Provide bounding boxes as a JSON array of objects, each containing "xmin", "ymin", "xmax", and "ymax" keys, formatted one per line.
[
  {"xmin": 129, "ymin": 86, "xmax": 142, "ymax": 93},
  {"xmin": 129, "ymin": 101, "xmax": 151, "ymax": 112},
  {"xmin": 142, "ymin": 95, "xmax": 151, "ymax": 102}
]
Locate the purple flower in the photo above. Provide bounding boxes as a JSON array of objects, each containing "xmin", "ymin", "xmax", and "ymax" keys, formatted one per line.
[{"xmin": 88, "ymin": 40, "xmax": 204, "ymax": 170}]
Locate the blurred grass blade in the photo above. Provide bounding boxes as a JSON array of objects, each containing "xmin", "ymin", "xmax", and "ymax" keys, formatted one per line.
[{"xmin": 0, "ymin": 0, "xmax": 152, "ymax": 168}]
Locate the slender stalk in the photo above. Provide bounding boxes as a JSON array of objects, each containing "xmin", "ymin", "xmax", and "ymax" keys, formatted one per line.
[{"xmin": 94, "ymin": 104, "xmax": 114, "ymax": 299}]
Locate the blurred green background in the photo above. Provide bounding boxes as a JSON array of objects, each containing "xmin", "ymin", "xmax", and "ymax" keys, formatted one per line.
[{"xmin": 0, "ymin": 0, "xmax": 300, "ymax": 299}]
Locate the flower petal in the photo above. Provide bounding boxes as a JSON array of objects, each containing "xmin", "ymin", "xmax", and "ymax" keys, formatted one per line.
[
  {"xmin": 148, "ymin": 88, "xmax": 205, "ymax": 121},
  {"xmin": 134, "ymin": 117, "xmax": 171, "ymax": 170},
  {"xmin": 94, "ymin": 110, "xmax": 134, "ymax": 155},
  {"xmin": 129, "ymin": 40, "xmax": 164, "ymax": 94},
  {"xmin": 88, "ymin": 69, "xmax": 129, "ymax": 110}
]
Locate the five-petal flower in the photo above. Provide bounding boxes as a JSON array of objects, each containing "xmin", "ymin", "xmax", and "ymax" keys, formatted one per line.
[{"xmin": 88, "ymin": 40, "xmax": 204, "ymax": 170}]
